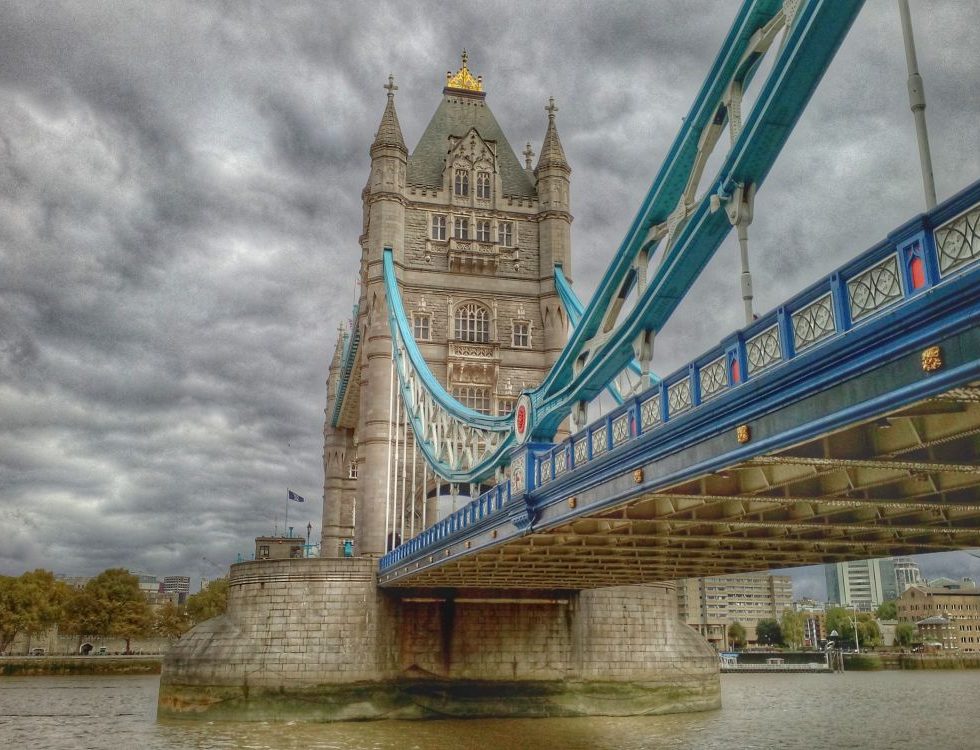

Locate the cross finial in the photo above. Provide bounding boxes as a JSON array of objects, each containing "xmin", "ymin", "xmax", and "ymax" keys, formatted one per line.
[
  {"xmin": 523, "ymin": 142, "xmax": 535, "ymax": 169},
  {"xmin": 546, "ymin": 96, "xmax": 558, "ymax": 119},
  {"xmin": 384, "ymin": 74, "xmax": 398, "ymax": 98}
]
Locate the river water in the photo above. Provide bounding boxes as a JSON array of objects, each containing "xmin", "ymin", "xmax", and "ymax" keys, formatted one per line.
[{"xmin": 1, "ymin": 672, "xmax": 977, "ymax": 749}]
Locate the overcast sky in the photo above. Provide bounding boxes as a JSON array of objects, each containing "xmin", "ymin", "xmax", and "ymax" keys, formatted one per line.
[{"xmin": 1, "ymin": 1, "xmax": 977, "ymax": 596}]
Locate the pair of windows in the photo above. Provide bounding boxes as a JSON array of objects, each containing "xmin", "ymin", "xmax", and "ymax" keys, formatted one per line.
[
  {"xmin": 430, "ymin": 215, "xmax": 514, "ymax": 246},
  {"xmin": 455, "ymin": 170, "xmax": 491, "ymax": 198}
]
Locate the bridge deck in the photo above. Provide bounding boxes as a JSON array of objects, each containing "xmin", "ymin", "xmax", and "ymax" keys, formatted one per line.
[{"xmin": 379, "ymin": 182, "xmax": 980, "ymax": 590}]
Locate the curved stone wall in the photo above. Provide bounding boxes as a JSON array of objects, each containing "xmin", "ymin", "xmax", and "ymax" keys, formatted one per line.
[{"xmin": 159, "ymin": 558, "xmax": 719, "ymax": 721}]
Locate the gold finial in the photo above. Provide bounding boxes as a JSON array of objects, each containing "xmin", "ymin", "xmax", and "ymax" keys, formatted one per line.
[
  {"xmin": 445, "ymin": 49, "xmax": 484, "ymax": 92},
  {"xmin": 384, "ymin": 74, "xmax": 398, "ymax": 98}
]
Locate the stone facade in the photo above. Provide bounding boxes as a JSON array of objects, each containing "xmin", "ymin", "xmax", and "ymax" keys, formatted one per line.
[
  {"xmin": 898, "ymin": 586, "xmax": 980, "ymax": 652},
  {"xmin": 159, "ymin": 558, "xmax": 719, "ymax": 720},
  {"xmin": 321, "ymin": 59, "xmax": 571, "ymax": 558}
]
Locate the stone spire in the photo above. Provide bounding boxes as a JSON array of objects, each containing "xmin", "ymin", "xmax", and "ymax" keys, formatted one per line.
[
  {"xmin": 535, "ymin": 97, "xmax": 569, "ymax": 173},
  {"xmin": 371, "ymin": 74, "xmax": 407, "ymax": 155}
]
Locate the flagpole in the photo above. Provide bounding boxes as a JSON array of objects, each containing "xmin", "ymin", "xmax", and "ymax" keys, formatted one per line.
[{"xmin": 285, "ymin": 488, "xmax": 289, "ymax": 536}]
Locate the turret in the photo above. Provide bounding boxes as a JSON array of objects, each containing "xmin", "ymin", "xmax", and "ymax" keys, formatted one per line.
[
  {"xmin": 321, "ymin": 324, "xmax": 352, "ymax": 557},
  {"xmin": 535, "ymin": 98, "xmax": 573, "ymax": 367}
]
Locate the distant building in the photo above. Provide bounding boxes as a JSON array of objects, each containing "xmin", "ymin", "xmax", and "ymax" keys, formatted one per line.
[
  {"xmin": 162, "ymin": 575, "xmax": 191, "ymax": 605},
  {"xmin": 915, "ymin": 615, "xmax": 958, "ymax": 651},
  {"xmin": 678, "ymin": 573, "xmax": 793, "ymax": 647},
  {"xmin": 54, "ymin": 574, "xmax": 91, "ymax": 589},
  {"xmin": 793, "ymin": 598, "xmax": 826, "ymax": 648},
  {"xmin": 897, "ymin": 586, "xmax": 980, "ymax": 653},
  {"xmin": 891, "ymin": 558, "xmax": 925, "ymax": 594},
  {"xmin": 825, "ymin": 559, "xmax": 892, "ymax": 609},
  {"xmin": 927, "ymin": 576, "xmax": 976, "ymax": 591}
]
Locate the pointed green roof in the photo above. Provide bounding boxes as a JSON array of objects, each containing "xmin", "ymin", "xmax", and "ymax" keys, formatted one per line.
[
  {"xmin": 372, "ymin": 75, "xmax": 407, "ymax": 154},
  {"xmin": 408, "ymin": 93, "xmax": 536, "ymax": 198},
  {"xmin": 536, "ymin": 97, "xmax": 569, "ymax": 172}
]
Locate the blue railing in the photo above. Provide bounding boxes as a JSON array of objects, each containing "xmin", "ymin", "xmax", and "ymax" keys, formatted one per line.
[{"xmin": 379, "ymin": 180, "xmax": 980, "ymax": 575}]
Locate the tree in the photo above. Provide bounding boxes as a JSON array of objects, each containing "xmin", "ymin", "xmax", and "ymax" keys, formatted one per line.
[
  {"xmin": 875, "ymin": 600, "xmax": 898, "ymax": 620},
  {"xmin": 153, "ymin": 601, "xmax": 191, "ymax": 639},
  {"xmin": 825, "ymin": 606, "xmax": 882, "ymax": 650},
  {"xmin": 895, "ymin": 622, "xmax": 917, "ymax": 647},
  {"xmin": 825, "ymin": 607, "xmax": 856, "ymax": 648},
  {"xmin": 727, "ymin": 621, "xmax": 747, "ymax": 649},
  {"xmin": 858, "ymin": 615, "xmax": 883, "ymax": 649},
  {"xmin": 0, "ymin": 570, "xmax": 70, "ymax": 653},
  {"xmin": 62, "ymin": 569, "xmax": 151, "ymax": 653},
  {"xmin": 756, "ymin": 618, "xmax": 783, "ymax": 646},
  {"xmin": 781, "ymin": 609, "xmax": 805, "ymax": 650},
  {"xmin": 185, "ymin": 578, "xmax": 229, "ymax": 625}
]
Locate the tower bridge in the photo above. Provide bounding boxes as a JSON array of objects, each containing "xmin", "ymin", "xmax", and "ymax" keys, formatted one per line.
[
  {"xmin": 378, "ymin": 181, "xmax": 980, "ymax": 588},
  {"xmin": 162, "ymin": 0, "xmax": 979, "ymax": 722}
]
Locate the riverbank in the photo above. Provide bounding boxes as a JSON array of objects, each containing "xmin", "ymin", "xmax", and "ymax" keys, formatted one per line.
[
  {"xmin": 0, "ymin": 656, "xmax": 162, "ymax": 676},
  {"xmin": 842, "ymin": 652, "xmax": 980, "ymax": 670}
]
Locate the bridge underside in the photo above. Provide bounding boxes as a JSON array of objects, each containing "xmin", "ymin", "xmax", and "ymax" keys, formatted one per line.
[{"xmin": 384, "ymin": 370, "xmax": 980, "ymax": 589}]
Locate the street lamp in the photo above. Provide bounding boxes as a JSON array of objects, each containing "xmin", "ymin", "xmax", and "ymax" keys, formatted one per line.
[{"xmin": 851, "ymin": 604, "xmax": 861, "ymax": 654}]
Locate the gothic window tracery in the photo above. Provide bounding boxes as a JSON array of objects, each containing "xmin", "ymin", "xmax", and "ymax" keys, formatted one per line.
[
  {"xmin": 476, "ymin": 171, "xmax": 491, "ymax": 199},
  {"xmin": 454, "ymin": 169, "xmax": 469, "ymax": 197},
  {"xmin": 512, "ymin": 320, "xmax": 531, "ymax": 348},
  {"xmin": 498, "ymin": 221, "xmax": 514, "ymax": 247},
  {"xmin": 476, "ymin": 220, "xmax": 491, "ymax": 242},
  {"xmin": 452, "ymin": 385, "xmax": 491, "ymax": 415},
  {"xmin": 431, "ymin": 214, "xmax": 447, "ymax": 241},
  {"xmin": 413, "ymin": 313, "xmax": 431, "ymax": 341},
  {"xmin": 453, "ymin": 217, "xmax": 469, "ymax": 239},
  {"xmin": 454, "ymin": 302, "xmax": 490, "ymax": 343}
]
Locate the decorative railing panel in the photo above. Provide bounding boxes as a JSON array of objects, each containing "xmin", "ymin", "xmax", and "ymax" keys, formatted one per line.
[
  {"xmin": 700, "ymin": 355, "xmax": 728, "ymax": 401},
  {"xmin": 847, "ymin": 255, "xmax": 902, "ymax": 321},
  {"xmin": 640, "ymin": 394, "xmax": 663, "ymax": 430},
  {"xmin": 746, "ymin": 324, "xmax": 782, "ymax": 375},
  {"xmin": 792, "ymin": 293, "xmax": 835, "ymax": 353},
  {"xmin": 591, "ymin": 425, "xmax": 608, "ymax": 456},
  {"xmin": 935, "ymin": 205, "xmax": 980, "ymax": 277}
]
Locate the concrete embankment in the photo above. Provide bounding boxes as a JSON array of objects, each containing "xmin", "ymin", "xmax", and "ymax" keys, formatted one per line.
[
  {"xmin": 0, "ymin": 656, "xmax": 162, "ymax": 676},
  {"xmin": 843, "ymin": 653, "xmax": 980, "ymax": 671}
]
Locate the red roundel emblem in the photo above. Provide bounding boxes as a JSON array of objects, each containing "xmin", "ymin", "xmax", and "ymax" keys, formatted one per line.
[{"xmin": 516, "ymin": 404, "xmax": 527, "ymax": 433}]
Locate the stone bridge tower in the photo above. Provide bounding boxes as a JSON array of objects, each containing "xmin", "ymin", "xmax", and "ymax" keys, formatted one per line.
[
  {"xmin": 161, "ymin": 55, "xmax": 720, "ymax": 721},
  {"xmin": 322, "ymin": 54, "xmax": 572, "ymax": 558}
]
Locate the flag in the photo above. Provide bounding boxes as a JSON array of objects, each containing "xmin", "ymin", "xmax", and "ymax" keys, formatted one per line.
[{"xmin": 287, "ymin": 489, "xmax": 305, "ymax": 503}]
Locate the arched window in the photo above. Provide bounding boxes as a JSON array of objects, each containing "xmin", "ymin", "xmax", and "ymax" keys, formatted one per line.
[
  {"xmin": 454, "ymin": 169, "xmax": 469, "ymax": 196},
  {"xmin": 454, "ymin": 302, "xmax": 490, "ymax": 343},
  {"xmin": 476, "ymin": 219, "xmax": 491, "ymax": 242},
  {"xmin": 476, "ymin": 171, "xmax": 491, "ymax": 199}
]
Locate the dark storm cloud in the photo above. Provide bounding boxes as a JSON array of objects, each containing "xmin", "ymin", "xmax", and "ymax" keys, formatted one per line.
[{"xmin": 0, "ymin": 1, "xmax": 977, "ymax": 591}]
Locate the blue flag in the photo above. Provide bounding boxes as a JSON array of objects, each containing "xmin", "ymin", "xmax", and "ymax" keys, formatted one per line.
[{"xmin": 287, "ymin": 489, "xmax": 305, "ymax": 503}]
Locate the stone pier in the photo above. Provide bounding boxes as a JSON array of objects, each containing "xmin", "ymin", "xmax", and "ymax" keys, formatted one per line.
[{"xmin": 159, "ymin": 558, "xmax": 720, "ymax": 721}]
